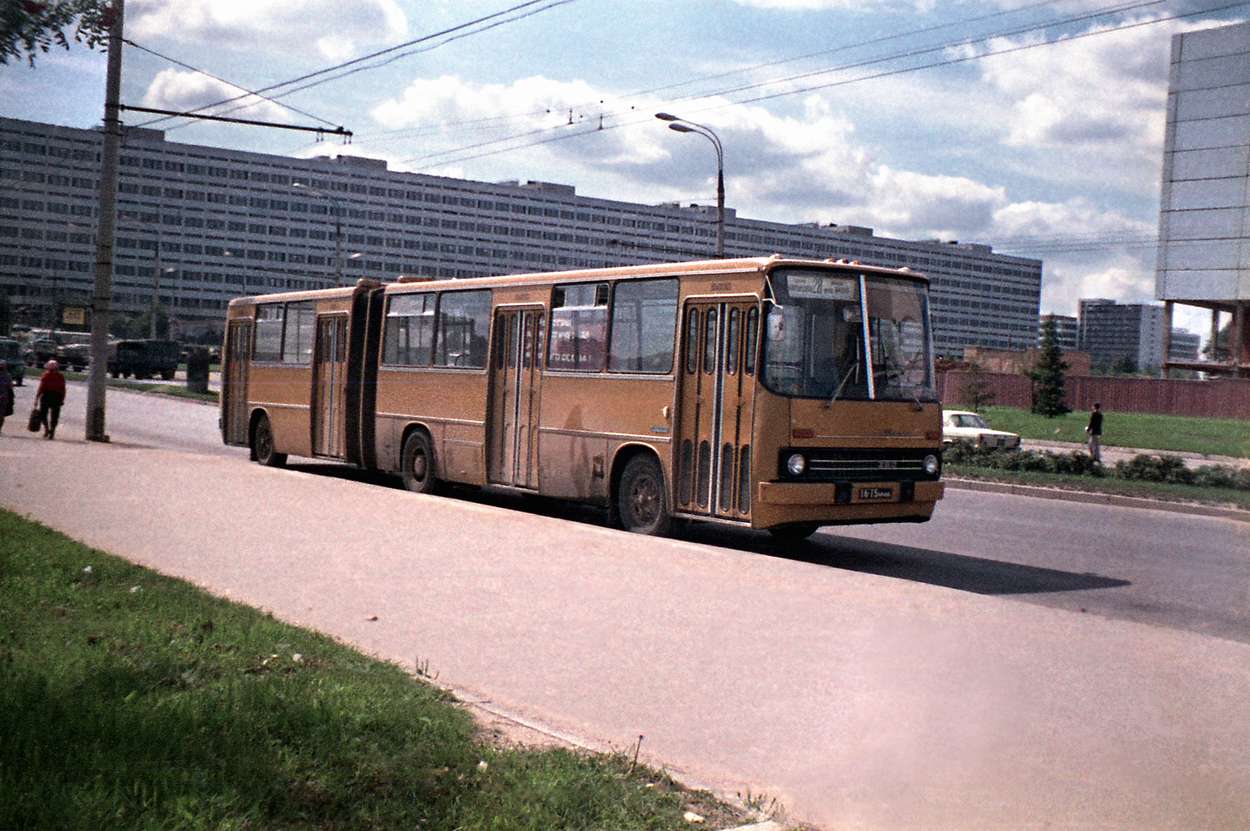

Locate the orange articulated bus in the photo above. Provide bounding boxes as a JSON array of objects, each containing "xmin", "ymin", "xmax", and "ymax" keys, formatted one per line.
[{"xmin": 221, "ymin": 256, "xmax": 944, "ymax": 540}]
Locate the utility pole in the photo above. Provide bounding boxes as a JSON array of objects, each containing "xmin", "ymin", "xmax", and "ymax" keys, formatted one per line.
[
  {"xmin": 150, "ymin": 239, "xmax": 161, "ymax": 339},
  {"xmin": 86, "ymin": 0, "xmax": 124, "ymax": 443}
]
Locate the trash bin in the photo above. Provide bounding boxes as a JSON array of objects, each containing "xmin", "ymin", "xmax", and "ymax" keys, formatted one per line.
[{"xmin": 186, "ymin": 346, "xmax": 210, "ymax": 394}]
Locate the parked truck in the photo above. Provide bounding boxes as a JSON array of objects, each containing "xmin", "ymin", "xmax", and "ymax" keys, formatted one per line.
[{"xmin": 108, "ymin": 339, "xmax": 181, "ymax": 380}]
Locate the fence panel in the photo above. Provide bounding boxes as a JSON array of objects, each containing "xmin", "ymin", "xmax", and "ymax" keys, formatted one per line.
[{"xmin": 938, "ymin": 371, "xmax": 1250, "ymax": 419}]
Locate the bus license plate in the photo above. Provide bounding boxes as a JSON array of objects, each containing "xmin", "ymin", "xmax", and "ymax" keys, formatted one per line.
[{"xmin": 856, "ymin": 486, "xmax": 896, "ymax": 502}]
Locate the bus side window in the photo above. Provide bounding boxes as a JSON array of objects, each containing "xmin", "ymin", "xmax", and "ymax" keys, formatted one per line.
[
  {"xmin": 703, "ymin": 308, "xmax": 717, "ymax": 374},
  {"xmin": 685, "ymin": 308, "xmax": 699, "ymax": 375},
  {"xmin": 727, "ymin": 308, "xmax": 739, "ymax": 375},
  {"xmin": 744, "ymin": 307, "xmax": 758, "ymax": 375}
]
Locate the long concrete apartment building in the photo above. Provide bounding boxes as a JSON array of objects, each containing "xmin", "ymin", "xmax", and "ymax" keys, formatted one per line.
[{"xmin": 1, "ymin": 116, "xmax": 1042, "ymax": 354}]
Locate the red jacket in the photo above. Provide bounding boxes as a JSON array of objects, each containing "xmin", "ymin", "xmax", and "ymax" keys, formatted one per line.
[{"xmin": 36, "ymin": 369, "xmax": 66, "ymax": 399}]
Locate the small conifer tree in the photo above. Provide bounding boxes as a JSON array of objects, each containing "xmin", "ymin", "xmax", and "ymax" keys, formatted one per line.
[
  {"xmin": 1031, "ymin": 318, "xmax": 1070, "ymax": 417},
  {"xmin": 960, "ymin": 361, "xmax": 994, "ymax": 411}
]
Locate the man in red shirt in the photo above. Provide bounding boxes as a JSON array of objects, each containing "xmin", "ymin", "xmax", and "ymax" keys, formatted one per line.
[{"xmin": 35, "ymin": 360, "xmax": 66, "ymax": 440}]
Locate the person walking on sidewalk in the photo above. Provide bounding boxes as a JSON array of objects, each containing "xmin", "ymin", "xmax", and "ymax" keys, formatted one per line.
[
  {"xmin": 34, "ymin": 360, "xmax": 66, "ymax": 440},
  {"xmin": 0, "ymin": 364, "xmax": 13, "ymax": 435},
  {"xmin": 1085, "ymin": 402, "xmax": 1103, "ymax": 464}
]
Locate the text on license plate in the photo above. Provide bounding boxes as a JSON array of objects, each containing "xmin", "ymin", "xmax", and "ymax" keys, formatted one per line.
[{"xmin": 856, "ymin": 486, "xmax": 895, "ymax": 502}]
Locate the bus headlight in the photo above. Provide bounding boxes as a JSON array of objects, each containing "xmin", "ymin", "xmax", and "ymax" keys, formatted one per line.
[
  {"xmin": 923, "ymin": 454, "xmax": 940, "ymax": 476},
  {"xmin": 786, "ymin": 453, "xmax": 807, "ymax": 476}
]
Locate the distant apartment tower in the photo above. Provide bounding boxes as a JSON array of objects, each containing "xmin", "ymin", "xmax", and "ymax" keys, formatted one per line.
[
  {"xmin": 1038, "ymin": 313, "xmax": 1079, "ymax": 350},
  {"xmin": 1169, "ymin": 328, "xmax": 1201, "ymax": 362},
  {"xmin": 0, "ymin": 117, "xmax": 1043, "ymax": 353},
  {"xmin": 1155, "ymin": 21, "xmax": 1250, "ymax": 376},
  {"xmin": 1078, "ymin": 299, "xmax": 1166, "ymax": 372}
]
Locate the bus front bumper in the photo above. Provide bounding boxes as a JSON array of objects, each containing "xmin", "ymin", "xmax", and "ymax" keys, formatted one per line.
[{"xmin": 757, "ymin": 480, "xmax": 945, "ymax": 506}]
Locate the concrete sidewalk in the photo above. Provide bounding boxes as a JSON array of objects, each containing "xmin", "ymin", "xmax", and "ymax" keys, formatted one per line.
[
  {"xmin": 3, "ymin": 434, "xmax": 1249, "ymax": 829},
  {"xmin": 1022, "ymin": 438, "xmax": 1247, "ymax": 469}
]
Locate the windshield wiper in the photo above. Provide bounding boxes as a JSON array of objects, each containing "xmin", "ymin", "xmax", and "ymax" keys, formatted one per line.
[{"xmin": 825, "ymin": 361, "xmax": 859, "ymax": 408}]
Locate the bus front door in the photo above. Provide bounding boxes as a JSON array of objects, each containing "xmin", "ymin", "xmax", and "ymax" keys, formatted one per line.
[
  {"xmin": 223, "ymin": 319, "xmax": 251, "ymax": 445},
  {"xmin": 312, "ymin": 315, "xmax": 348, "ymax": 459},
  {"xmin": 488, "ymin": 308, "xmax": 544, "ymax": 489},
  {"xmin": 676, "ymin": 300, "xmax": 757, "ymax": 520}
]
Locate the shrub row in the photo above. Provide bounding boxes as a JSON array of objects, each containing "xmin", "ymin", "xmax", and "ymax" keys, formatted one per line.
[{"xmin": 944, "ymin": 441, "xmax": 1250, "ymax": 491}]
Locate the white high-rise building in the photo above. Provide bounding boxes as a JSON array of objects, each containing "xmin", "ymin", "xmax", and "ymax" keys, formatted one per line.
[
  {"xmin": 1156, "ymin": 20, "xmax": 1250, "ymax": 376},
  {"xmin": 1, "ymin": 117, "xmax": 1042, "ymax": 353}
]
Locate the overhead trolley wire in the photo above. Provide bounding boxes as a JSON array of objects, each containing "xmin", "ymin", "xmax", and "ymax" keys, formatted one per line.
[
  {"xmin": 351, "ymin": 0, "xmax": 1074, "ymax": 147},
  {"xmin": 402, "ymin": 0, "xmax": 1214, "ymax": 169},
  {"xmin": 122, "ymin": 39, "xmax": 340, "ymax": 129},
  {"xmin": 134, "ymin": 0, "xmax": 579, "ymax": 131}
]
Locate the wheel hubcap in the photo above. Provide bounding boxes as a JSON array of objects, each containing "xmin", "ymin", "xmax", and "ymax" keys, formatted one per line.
[
  {"xmin": 631, "ymin": 476, "xmax": 658, "ymax": 523},
  {"xmin": 411, "ymin": 452, "xmax": 427, "ymax": 481}
]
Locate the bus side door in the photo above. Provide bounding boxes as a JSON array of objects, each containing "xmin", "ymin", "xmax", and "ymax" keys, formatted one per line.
[
  {"xmin": 487, "ymin": 307, "xmax": 544, "ymax": 488},
  {"xmin": 676, "ymin": 300, "xmax": 757, "ymax": 520},
  {"xmin": 222, "ymin": 319, "xmax": 252, "ymax": 446},
  {"xmin": 312, "ymin": 314, "xmax": 348, "ymax": 459}
]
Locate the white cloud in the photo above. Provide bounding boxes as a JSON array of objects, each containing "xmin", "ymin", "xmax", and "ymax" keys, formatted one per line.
[
  {"xmin": 365, "ymin": 72, "xmax": 1177, "ymax": 316},
  {"xmin": 730, "ymin": 0, "xmax": 936, "ymax": 10},
  {"xmin": 141, "ymin": 69, "xmax": 292, "ymax": 123},
  {"xmin": 128, "ymin": 0, "xmax": 407, "ymax": 60}
]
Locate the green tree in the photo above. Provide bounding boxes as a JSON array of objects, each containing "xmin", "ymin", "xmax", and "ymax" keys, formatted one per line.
[
  {"xmin": 1111, "ymin": 354, "xmax": 1138, "ymax": 375},
  {"xmin": 960, "ymin": 361, "xmax": 995, "ymax": 411},
  {"xmin": 1030, "ymin": 317, "xmax": 1070, "ymax": 417},
  {"xmin": 1, "ymin": 0, "xmax": 110, "ymax": 67}
]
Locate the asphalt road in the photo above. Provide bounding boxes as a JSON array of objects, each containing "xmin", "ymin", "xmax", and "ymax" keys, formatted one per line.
[
  {"xmin": 30, "ymin": 381, "xmax": 1250, "ymax": 646},
  {"xmin": 6, "ymin": 384, "xmax": 1249, "ymax": 829}
]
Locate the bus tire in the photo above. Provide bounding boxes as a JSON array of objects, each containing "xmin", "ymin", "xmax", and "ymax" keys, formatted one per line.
[
  {"xmin": 767, "ymin": 522, "xmax": 821, "ymax": 544},
  {"xmin": 252, "ymin": 414, "xmax": 287, "ymax": 468},
  {"xmin": 401, "ymin": 431, "xmax": 438, "ymax": 494},
  {"xmin": 617, "ymin": 454, "xmax": 671, "ymax": 536}
]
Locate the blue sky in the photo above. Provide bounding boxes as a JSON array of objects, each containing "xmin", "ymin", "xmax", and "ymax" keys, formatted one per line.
[{"xmin": 4, "ymin": 0, "xmax": 1247, "ymax": 335}]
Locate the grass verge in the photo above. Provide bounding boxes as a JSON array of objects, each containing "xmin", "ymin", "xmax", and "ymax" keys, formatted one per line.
[
  {"xmin": 946, "ymin": 464, "xmax": 1250, "ymax": 510},
  {"xmin": 0, "ymin": 510, "xmax": 745, "ymax": 831},
  {"xmin": 61, "ymin": 370, "xmax": 218, "ymax": 403},
  {"xmin": 978, "ymin": 406, "xmax": 1249, "ymax": 459}
]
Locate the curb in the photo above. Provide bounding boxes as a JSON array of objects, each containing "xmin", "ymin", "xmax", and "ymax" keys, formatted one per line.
[{"xmin": 946, "ymin": 477, "xmax": 1250, "ymax": 523}]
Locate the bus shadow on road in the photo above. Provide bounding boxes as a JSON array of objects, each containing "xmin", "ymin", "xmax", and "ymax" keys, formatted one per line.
[
  {"xmin": 284, "ymin": 462, "xmax": 1129, "ymax": 597},
  {"xmin": 688, "ymin": 526, "xmax": 1132, "ymax": 597}
]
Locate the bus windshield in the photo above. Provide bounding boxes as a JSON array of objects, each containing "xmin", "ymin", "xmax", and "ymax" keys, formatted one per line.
[{"xmin": 763, "ymin": 268, "xmax": 936, "ymax": 402}]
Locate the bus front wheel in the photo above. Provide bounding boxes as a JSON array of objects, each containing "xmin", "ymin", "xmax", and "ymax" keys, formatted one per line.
[
  {"xmin": 252, "ymin": 415, "xmax": 287, "ymax": 468},
  {"xmin": 618, "ymin": 455, "xmax": 671, "ymax": 536},
  {"xmin": 401, "ymin": 432, "xmax": 438, "ymax": 494}
]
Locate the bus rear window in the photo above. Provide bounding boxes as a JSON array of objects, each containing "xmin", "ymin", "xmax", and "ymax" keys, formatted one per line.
[{"xmin": 253, "ymin": 304, "xmax": 283, "ymax": 362}]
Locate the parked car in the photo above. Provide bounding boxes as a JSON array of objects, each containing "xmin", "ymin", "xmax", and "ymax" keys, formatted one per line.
[
  {"xmin": 108, "ymin": 339, "xmax": 181, "ymax": 380},
  {"xmin": 941, "ymin": 409, "xmax": 1021, "ymax": 449},
  {"xmin": 27, "ymin": 338, "xmax": 60, "ymax": 367},
  {"xmin": 57, "ymin": 336, "xmax": 91, "ymax": 371},
  {"xmin": 0, "ymin": 338, "xmax": 26, "ymax": 385}
]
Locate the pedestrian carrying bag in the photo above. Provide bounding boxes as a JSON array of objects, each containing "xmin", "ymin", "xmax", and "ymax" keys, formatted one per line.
[{"xmin": 27, "ymin": 407, "xmax": 40, "ymax": 432}]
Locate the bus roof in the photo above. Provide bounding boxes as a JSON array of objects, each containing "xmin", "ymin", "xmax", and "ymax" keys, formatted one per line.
[{"xmin": 227, "ymin": 255, "xmax": 927, "ymax": 307}]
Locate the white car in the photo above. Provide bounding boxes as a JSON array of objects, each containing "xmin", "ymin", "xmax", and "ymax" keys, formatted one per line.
[{"xmin": 941, "ymin": 410, "xmax": 1021, "ymax": 449}]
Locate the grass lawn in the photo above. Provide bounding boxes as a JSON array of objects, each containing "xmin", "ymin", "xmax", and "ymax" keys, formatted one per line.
[
  {"xmin": 0, "ymin": 511, "xmax": 745, "ymax": 831},
  {"xmin": 946, "ymin": 464, "xmax": 1250, "ymax": 510},
  {"xmin": 978, "ymin": 406, "xmax": 1250, "ymax": 459}
]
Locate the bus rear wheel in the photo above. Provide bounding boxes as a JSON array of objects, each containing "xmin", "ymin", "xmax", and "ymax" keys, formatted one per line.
[
  {"xmin": 401, "ymin": 432, "xmax": 438, "ymax": 494},
  {"xmin": 618, "ymin": 455, "xmax": 671, "ymax": 536},
  {"xmin": 252, "ymin": 415, "xmax": 286, "ymax": 467},
  {"xmin": 767, "ymin": 522, "xmax": 822, "ymax": 544}
]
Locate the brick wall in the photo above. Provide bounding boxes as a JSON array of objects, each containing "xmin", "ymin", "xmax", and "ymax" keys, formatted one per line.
[{"xmin": 938, "ymin": 371, "xmax": 1250, "ymax": 419}]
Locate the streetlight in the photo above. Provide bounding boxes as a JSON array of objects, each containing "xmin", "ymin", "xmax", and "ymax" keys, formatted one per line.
[
  {"xmin": 293, "ymin": 181, "xmax": 343, "ymax": 286},
  {"xmin": 655, "ymin": 112, "xmax": 724, "ymax": 259}
]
